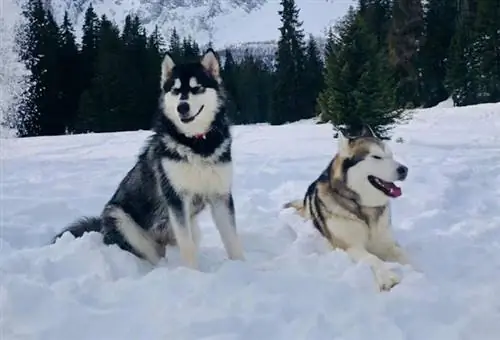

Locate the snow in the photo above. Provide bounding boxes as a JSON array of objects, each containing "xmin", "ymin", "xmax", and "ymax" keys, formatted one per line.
[
  {"xmin": 2, "ymin": 102, "xmax": 500, "ymax": 339},
  {"xmin": 0, "ymin": 124, "xmax": 18, "ymax": 138},
  {"xmin": 434, "ymin": 97, "xmax": 455, "ymax": 109},
  {"xmin": 0, "ymin": 0, "xmax": 29, "ymax": 132}
]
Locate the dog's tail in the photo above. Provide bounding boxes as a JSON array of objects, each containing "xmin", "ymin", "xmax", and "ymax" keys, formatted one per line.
[
  {"xmin": 282, "ymin": 199, "xmax": 308, "ymax": 218},
  {"xmin": 51, "ymin": 216, "xmax": 102, "ymax": 243}
]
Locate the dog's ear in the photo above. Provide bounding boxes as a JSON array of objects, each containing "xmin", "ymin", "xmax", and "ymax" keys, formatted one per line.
[
  {"xmin": 201, "ymin": 48, "xmax": 220, "ymax": 79},
  {"xmin": 359, "ymin": 125, "xmax": 376, "ymax": 138},
  {"xmin": 161, "ymin": 53, "xmax": 175, "ymax": 85},
  {"xmin": 337, "ymin": 130, "xmax": 351, "ymax": 158}
]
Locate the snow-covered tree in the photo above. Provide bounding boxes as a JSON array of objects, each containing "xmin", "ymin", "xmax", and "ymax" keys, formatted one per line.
[{"xmin": 0, "ymin": 0, "xmax": 30, "ymax": 136}]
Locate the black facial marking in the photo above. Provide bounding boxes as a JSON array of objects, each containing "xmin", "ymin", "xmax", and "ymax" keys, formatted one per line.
[
  {"xmin": 342, "ymin": 155, "xmax": 363, "ymax": 175},
  {"xmin": 162, "ymin": 62, "xmax": 219, "ymax": 95},
  {"xmin": 154, "ymin": 55, "xmax": 228, "ymax": 156},
  {"xmin": 191, "ymin": 86, "xmax": 205, "ymax": 94}
]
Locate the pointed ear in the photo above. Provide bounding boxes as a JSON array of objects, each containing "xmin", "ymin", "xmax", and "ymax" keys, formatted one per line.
[
  {"xmin": 200, "ymin": 48, "xmax": 220, "ymax": 79},
  {"xmin": 161, "ymin": 53, "xmax": 175, "ymax": 85},
  {"xmin": 360, "ymin": 124, "xmax": 376, "ymax": 138},
  {"xmin": 337, "ymin": 130, "xmax": 351, "ymax": 157}
]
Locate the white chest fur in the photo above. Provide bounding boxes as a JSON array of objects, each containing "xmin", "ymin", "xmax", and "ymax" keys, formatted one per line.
[{"xmin": 162, "ymin": 158, "xmax": 233, "ymax": 196}]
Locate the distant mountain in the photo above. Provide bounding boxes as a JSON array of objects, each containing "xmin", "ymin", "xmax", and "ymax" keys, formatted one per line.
[{"xmin": 37, "ymin": 0, "xmax": 354, "ymax": 50}]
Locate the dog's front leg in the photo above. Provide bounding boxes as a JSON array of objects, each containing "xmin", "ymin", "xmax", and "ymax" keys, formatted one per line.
[
  {"xmin": 373, "ymin": 221, "xmax": 417, "ymax": 270},
  {"xmin": 169, "ymin": 197, "xmax": 199, "ymax": 269},
  {"xmin": 331, "ymin": 218, "xmax": 401, "ymax": 291},
  {"xmin": 384, "ymin": 242, "xmax": 422, "ymax": 272},
  {"xmin": 209, "ymin": 193, "xmax": 245, "ymax": 261},
  {"xmin": 346, "ymin": 246, "xmax": 401, "ymax": 291}
]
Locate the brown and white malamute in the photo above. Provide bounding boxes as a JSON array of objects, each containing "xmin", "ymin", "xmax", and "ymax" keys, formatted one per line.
[{"xmin": 283, "ymin": 126, "xmax": 414, "ymax": 291}]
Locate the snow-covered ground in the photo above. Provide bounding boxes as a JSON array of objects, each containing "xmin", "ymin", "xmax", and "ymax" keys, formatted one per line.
[{"xmin": 2, "ymin": 102, "xmax": 500, "ymax": 339}]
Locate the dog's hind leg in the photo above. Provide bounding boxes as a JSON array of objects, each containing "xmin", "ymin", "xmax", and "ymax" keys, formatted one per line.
[
  {"xmin": 103, "ymin": 206, "xmax": 162, "ymax": 265},
  {"xmin": 282, "ymin": 199, "xmax": 308, "ymax": 218},
  {"xmin": 209, "ymin": 193, "xmax": 245, "ymax": 261}
]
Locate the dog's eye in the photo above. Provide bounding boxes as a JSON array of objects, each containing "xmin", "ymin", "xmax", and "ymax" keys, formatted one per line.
[
  {"xmin": 372, "ymin": 155, "xmax": 382, "ymax": 160},
  {"xmin": 191, "ymin": 86, "xmax": 205, "ymax": 94}
]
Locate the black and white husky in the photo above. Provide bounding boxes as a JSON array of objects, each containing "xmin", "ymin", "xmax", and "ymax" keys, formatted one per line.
[{"xmin": 52, "ymin": 49, "xmax": 245, "ymax": 269}]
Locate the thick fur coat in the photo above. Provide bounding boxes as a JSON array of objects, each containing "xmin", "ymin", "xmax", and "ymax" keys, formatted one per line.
[
  {"xmin": 283, "ymin": 127, "xmax": 415, "ymax": 291},
  {"xmin": 53, "ymin": 50, "xmax": 245, "ymax": 269}
]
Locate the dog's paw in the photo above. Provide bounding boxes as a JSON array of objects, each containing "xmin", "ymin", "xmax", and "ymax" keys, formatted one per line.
[
  {"xmin": 179, "ymin": 241, "xmax": 199, "ymax": 270},
  {"xmin": 183, "ymin": 256, "xmax": 199, "ymax": 270},
  {"xmin": 375, "ymin": 268, "xmax": 401, "ymax": 291},
  {"xmin": 229, "ymin": 252, "xmax": 245, "ymax": 261}
]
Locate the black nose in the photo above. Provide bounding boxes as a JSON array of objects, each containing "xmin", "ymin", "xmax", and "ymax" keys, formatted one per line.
[
  {"xmin": 397, "ymin": 165, "xmax": 408, "ymax": 180},
  {"xmin": 177, "ymin": 102, "xmax": 190, "ymax": 116}
]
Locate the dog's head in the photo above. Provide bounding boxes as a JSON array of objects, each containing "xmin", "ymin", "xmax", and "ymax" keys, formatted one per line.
[
  {"xmin": 336, "ymin": 126, "xmax": 408, "ymax": 207},
  {"xmin": 160, "ymin": 49, "xmax": 223, "ymax": 137}
]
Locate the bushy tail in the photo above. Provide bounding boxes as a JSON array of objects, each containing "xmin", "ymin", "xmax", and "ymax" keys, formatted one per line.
[
  {"xmin": 51, "ymin": 216, "xmax": 102, "ymax": 243},
  {"xmin": 282, "ymin": 199, "xmax": 307, "ymax": 218}
]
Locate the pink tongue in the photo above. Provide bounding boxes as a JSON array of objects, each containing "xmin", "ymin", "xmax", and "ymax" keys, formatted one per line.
[{"xmin": 388, "ymin": 185, "xmax": 402, "ymax": 197}]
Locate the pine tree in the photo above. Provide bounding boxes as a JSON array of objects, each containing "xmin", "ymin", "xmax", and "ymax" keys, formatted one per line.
[
  {"xmin": 255, "ymin": 59, "xmax": 275, "ymax": 123},
  {"xmin": 445, "ymin": 0, "xmax": 480, "ymax": 106},
  {"xmin": 147, "ymin": 25, "xmax": 166, "ymax": 55},
  {"xmin": 318, "ymin": 7, "xmax": 401, "ymax": 138},
  {"xmin": 182, "ymin": 36, "xmax": 200, "ymax": 60},
  {"xmin": 80, "ymin": 4, "xmax": 100, "ymax": 92},
  {"xmin": 144, "ymin": 25, "xmax": 166, "ymax": 127},
  {"xmin": 388, "ymin": 0, "xmax": 424, "ymax": 108},
  {"xmin": 419, "ymin": 0, "xmax": 458, "ymax": 107},
  {"xmin": 473, "ymin": 0, "xmax": 500, "ymax": 103},
  {"xmin": 15, "ymin": 0, "xmax": 44, "ymax": 136},
  {"xmin": 58, "ymin": 11, "xmax": 80, "ymax": 132},
  {"xmin": 271, "ymin": 0, "xmax": 308, "ymax": 124},
  {"xmin": 221, "ymin": 49, "xmax": 240, "ymax": 122},
  {"xmin": 41, "ymin": 8, "xmax": 65, "ymax": 135},
  {"xmin": 120, "ymin": 14, "xmax": 150, "ymax": 130},
  {"xmin": 237, "ymin": 51, "xmax": 260, "ymax": 123},
  {"xmin": 0, "ymin": 0, "xmax": 30, "ymax": 133},
  {"xmin": 233, "ymin": 50, "xmax": 274, "ymax": 124},
  {"xmin": 168, "ymin": 28, "xmax": 182, "ymax": 60},
  {"xmin": 16, "ymin": 0, "xmax": 63, "ymax": 136},
  {"xmin": 359, "ymin": 0, "xmax": 392, "ymax": 48},
  {"xmin": 76, "ymin": 15, "xmax": 124, "ymax": 132},
  {"xmin": 304, "ymin": 34, "xmax": 324, "ymax": 118}
]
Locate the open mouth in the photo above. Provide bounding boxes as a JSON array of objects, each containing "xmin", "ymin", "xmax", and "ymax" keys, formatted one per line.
[
  {"xmin": 368, "ymin": 175, "xmax": 402, "ymax": 198},
  {"xmin": 180, "ymin": 105, "xmax": 204, "ymax": 123}
]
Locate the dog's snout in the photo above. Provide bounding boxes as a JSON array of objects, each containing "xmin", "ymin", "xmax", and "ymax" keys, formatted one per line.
[
  {"xmin": 397, "ymin": 165, "xmax": 408, "ymax": 180},
  {"xmin": 177, "ymin": 102, "xmax": 190, "ymax": 116}
]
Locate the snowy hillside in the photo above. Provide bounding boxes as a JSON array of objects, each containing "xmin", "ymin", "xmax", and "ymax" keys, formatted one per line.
[
  {"xmin": 40, "ymin": 0, "xmax": 355, "ymax": 47},
  {"xmin": 2, "ymin": 102, "xmax": 500, "ymax": 339}
]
